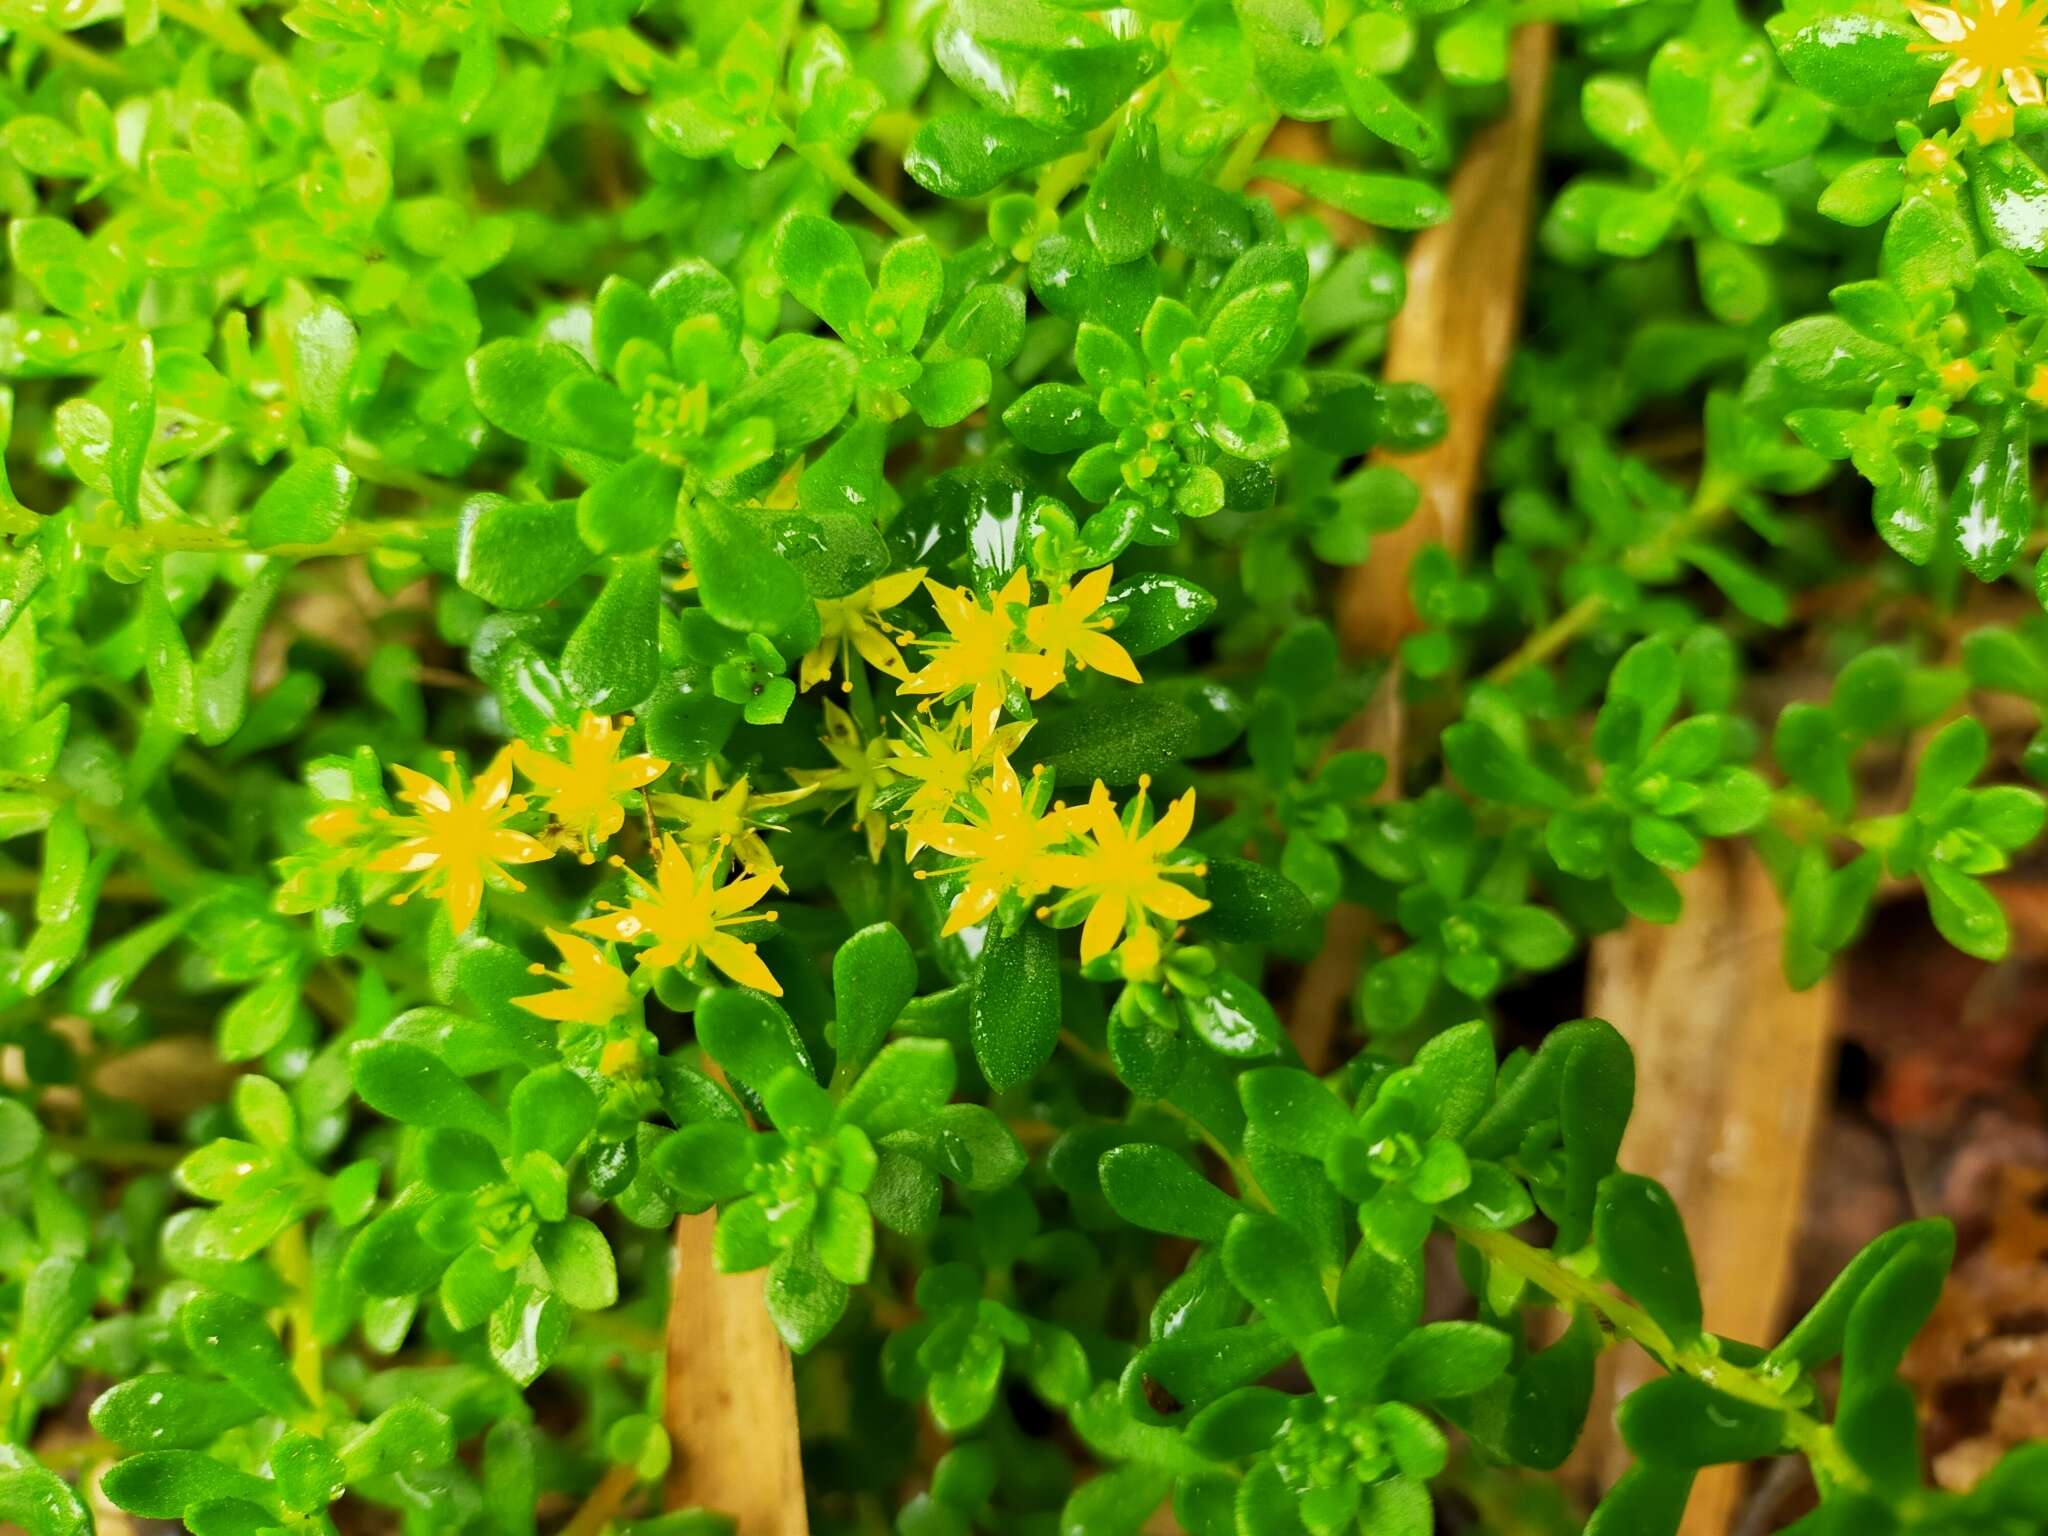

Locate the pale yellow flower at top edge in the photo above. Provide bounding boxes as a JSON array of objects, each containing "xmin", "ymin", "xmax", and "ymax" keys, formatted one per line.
[
  {"xmin": 910, "ymin": 749, "xmax": 1075, "ymax": 936},
  {"xmin": 576, "ymin": 833, "xmax": 784, "ymax": 996},
  {"xmin": 512, "ymin": 712, "xmax": 669, "ymax": 855},
  {"xmin": 1909, "ymin": 0, "xmax": 2048, "ymax": 139},
  {"xmin": 368, "ymin": 749, "xmax": 553, "ymax": 933},
  {"xmin": 801, "ymin": 566, "xmax": 928, "ymax": 694},
  {"xmin": 899, "ymin": 569, "xmax": 1065, "ymax": 751},
  {"xmin": 1040, "ymin": 777, "xmax": 1210, "ymax": 965},
  {"xmin": 517, "ymin": 928, "xmax": 633, "ymax": 1025}
]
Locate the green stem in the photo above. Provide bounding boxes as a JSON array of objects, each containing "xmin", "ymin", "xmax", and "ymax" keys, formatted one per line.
[
  {"xmin": 1483, "ymin": 474, "xmax": 1741, "ymax": 686},
  {"xmin": 0, "ymin": 1343, "xmax": 23, "ymax": 1445},
  {"xmin": 73, "ymin": 516, "xmax": 441, "ymax": 558},
  {"xmin": 271, "ymin": 1223, "xmax": 326, "ymax": 1418},
  {"xmin": 1215, "ymin": 108, "xmax": 1280, "ymax": 193},
  {"xmin": 23, "ymin": 24, "xmax": 136, "ymax": 81},
  {"xmin": 560, "ymin": 1462, "xmax": 641, "ymax": 1536},
  {"xmin": 0, "ymin": 870, "xmax": 162, "ymax": 902},
  {"xmin": 1033, "ymin": 57, "xmax": 1176, "ymax": 217},
  {"xmin": 796, "ymin": 143, "xmax": 925, "ymax": 242},
  {"xmin": 1456, "ymin": 1225, "xmax": 1863, "ymax": 1492}
]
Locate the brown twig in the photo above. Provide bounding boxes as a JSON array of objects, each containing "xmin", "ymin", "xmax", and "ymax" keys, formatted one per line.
[
  {"xmin": 1568, "ymin": 851, "xmax": 1838, "ymax": 1535},
  {"xmin": 1334, "ymin": 26, "xmax": 1557, "ymax": 658},
  {"xmin": 664, "ymin": 1210, "xmax": 811, "ymax": 1533}
]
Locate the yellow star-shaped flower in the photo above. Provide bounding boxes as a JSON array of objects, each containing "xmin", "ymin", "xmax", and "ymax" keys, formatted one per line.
[
  {"xmin": 577, "ymin": 835, "xmax": 783, "ymax": 996},
  {"xmin": 788, "ymin": 700, "xmax": 898, "ymax": 862},
  {"xmin": 1041, "ymin": 777, "xmax": 1209, "ymax": 965},
  {"xmin": 1910, "ymin": 0, "xmax": 2048, "ymax": 140},
  {"xmin": 649, "ymin": 762, "xmax": 812, "ymax": 888},
  {"xmin": 884, "ymin": 707, "xmax": 1034, "ymax": 853},
  {"xmin": 910, "ymin": 750, "xmax": 1073, "ymax": 935},
  {"xmin": 369, "ymin": 750, "xmax": 553, "ymax": 932},
  {"xmin": 801, "ymin": 567, "xmax": 926, "ymax": 693},
  {"xmin": 899, "ymin": 569, "xmax": 1065, "ymax": 751},
  {"xmin": 1023, "ymin": 564, "xmax": 1142, "ymax": 685},
  {"xmin": 512, "ymin": 713, "xmax": 669, "ymax": 855},
  {"xmin": 517, "ymin": 929, "xmax": 633, "ymax": 1025}
]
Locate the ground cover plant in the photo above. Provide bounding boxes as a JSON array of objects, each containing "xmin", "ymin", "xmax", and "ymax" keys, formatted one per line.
[{"xmin": 3, "ymin": 0, "xmax": 2048, "ymax": 1531}]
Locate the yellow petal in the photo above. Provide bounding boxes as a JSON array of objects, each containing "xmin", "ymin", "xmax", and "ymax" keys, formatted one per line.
[
  {"xmin": 389, "ymin": 763, "xmax": 451, "ymax": 812},
  {"xmin": 1075, "ymin": 631, "xmax": 1143, "ymax": 685},
  {"xmin": 1144, "ymin": 881, "xmax": 1211, "ymax": 921},
  {"xmin": 799, "ymin": 640, "xmax": 837, "ymax": 692},
  {"xmin": 941, "ymin": 881, "xmax": 1002, "ymax": 935},
  {"xmin": 516, "ymin": 989, "xmax": 590, "ymax": 1022},
  {"xmin": 511, "ymin": 740, "xmax": 562, "ymax": 787},
  {"xmin": 1038, "ymin": 853, "xmax": 1095, "ymax": 889},
  {"xmin": 1009, "ymin": 650, "xmax": 1067, "ymax": 698},
  {"xmin": 1068, "ymin": 564, "xmax": 1115, "ymax": 613},
  {"xmin": 443, "ymin": 868, "xmax": 484, "ymax": 932},
  {"xmin": 576, "ymin": 911, "xmax": 644, "ymax": 943},
  {"xmin": 616, "ymin": 753, "xmax": 669, "ymax": 790},
  {"xmin": 370, "ymin": 839, "xmax": 441, "ymax": 874},
  {"xmin": 851, "ymin": 625, "xmax": 912, "ymax": 680},
  {"xmin": 476, "ymin": 750, "xmax": 518, "ymax": 810},
  {"xmin": 1908, "ymin": 0, "xmax": 1968, "ymax": 41},
  {"xmin": 703, "ymin": 932, "xmax": 783, "ymax": 996},
  {"xmin": 871, "ymin": 567, "xmax": 927, "ymax": 606},
  {"xmin": 1932, "ymin": 57, "xmax": 1982, "ymax": 99},
  {"xmin": 967, "ymin": 682, "xmax": 1005, "ymax": 751},
  {"xmin": 714, "ymin": 867, "xmax": 779, "ymax": 913},
  {"xmin": 988, "ymin": 750, "xmax": 1022, "ymax": 804},
  {"xmin": 1079, "ymin": 896, "xmax": 1127, "ymax": 964},
  {"xmin": 1145, "ymin": 788, "xmax": 1198, "ymax": 853},
  {"xmin": 488, "ymin": 829, "xmax": 556, "ymax": 865},
  {"xmin": 547, "ymin": 929, "xmax": 607, "ymax": 969}
]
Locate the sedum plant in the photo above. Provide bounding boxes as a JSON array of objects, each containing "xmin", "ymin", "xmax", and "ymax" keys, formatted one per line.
[{"xmin": 1, "ymin": 0, "xmax": 2047, "ymax": 1533}]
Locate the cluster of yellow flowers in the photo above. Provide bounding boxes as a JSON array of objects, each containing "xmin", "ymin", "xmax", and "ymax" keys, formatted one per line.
[
  {"xmin": 805, "ymin": 561, "xmax": 1210, "ymax": 972},
  {"xmin": 306, "ymin": 558, "xmax": 1211, "ymax": 1027},
  {"xmin": 313, "ymin": 716, "xmax": 787, "ymax": 1009},
  {"xmin": 803, "ymin": 565, "xmax": 1141, "ymax": 747}
]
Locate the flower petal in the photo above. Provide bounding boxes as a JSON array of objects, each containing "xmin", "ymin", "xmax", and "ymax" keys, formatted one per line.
[
  {"xmin": 1909, "ymin": 1, "xmax": 1969, "ymax": 42},
  {"xmin": 475, "ymin": 750, "xmax": 517, "ymax": 811},
  {"xmin": 576, "ymin": 911, "xmax": 644, "ymax": 943},
  {"xmin": 1145, "ymin": 789, "xmax": 1198, "ymax": 853},
  {"xmin": 851, "ymin": 626, "xmax": 912, "ymax": 680},
  {"xmin": 1931, "ymin": 57, "xmax": 1982, "ymax": 99},
  {"xmin": 370, "ymin": 840, "xmax": 441, "ymax": 874},
  {"xmin": 443, "ymin": 868, "xmax": 484, "ymax": 932},
  {"xmin": 389, "ymin": 764, "xmax": 452, "ymax": 812},
  {"xmin": 941, "ymin": 881, "xmax": 1002, "ymax": 935},
  {"xmin": 488, "ymin": 829, "xmax": 556, "ymax": 865},
  {"xmin": 516, "ymin": 989, "xmax": 590, "ymax": 1022},
  {"xmin": 1079, "ymin": 895, "xmax": 1127, "ymax": 964},
  {"xmin": 1075, "ymin": 631, "xmax": 1143, "ymax": 685},
  {"xmin": 703, "ymin": 932, "xmax": 783, "ymax": 996},
  {"xmin": 1144, "ymin": 881, "xmax": 1211, "ymax": 921}
]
